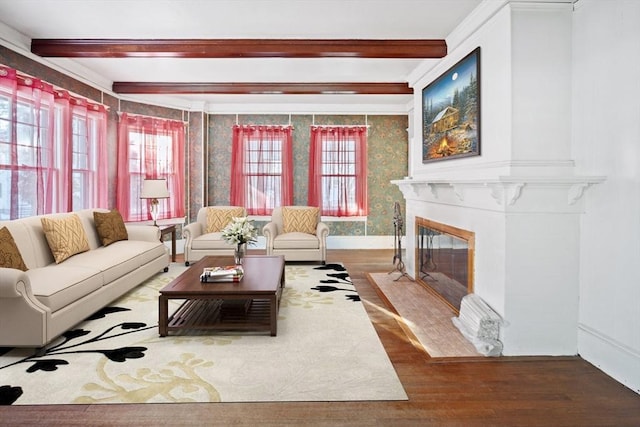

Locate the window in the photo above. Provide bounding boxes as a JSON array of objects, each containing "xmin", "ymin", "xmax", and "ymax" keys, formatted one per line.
[
  {"xmin": 0, "ymin": 91, "xmax": 56, "ymax": 219},
  {"xmin": 69, "ymin": 101, "xmax": 108, "ymax": 211},
  {"xmin": 71, "ymin": 113, "xmax": 91, "ymax": 210},
  {"xmin": 116, "ymin": 113, "xmax": 185, "ymax": 222},
  {"xmin": 0, "ymin": 67, "xmax": 107, "ymax": 220},
  {"xmin": 308, "ymin": 126, "xmax": 368, "ymax": 217},
  {"xmin": 230, "ymin": 125, "xmax": 293, "ymax": 215}
]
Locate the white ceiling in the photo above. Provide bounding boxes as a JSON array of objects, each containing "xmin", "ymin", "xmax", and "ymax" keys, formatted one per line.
[{"xmin": 0, "ymin": 0, "xmax": 484, "ymax": 111}]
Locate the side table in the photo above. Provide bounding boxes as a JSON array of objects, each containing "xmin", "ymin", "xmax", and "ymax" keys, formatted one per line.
[{"xmin": 159, "ymin": 224, "xmax": 177, "ymax": 262}]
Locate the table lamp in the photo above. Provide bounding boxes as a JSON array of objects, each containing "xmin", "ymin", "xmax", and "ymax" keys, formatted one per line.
[{"xmin": 140, "ymin": 178, "xmax": 169, "ymax": 226}]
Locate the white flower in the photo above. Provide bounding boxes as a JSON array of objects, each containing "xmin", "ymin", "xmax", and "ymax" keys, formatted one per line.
[{"xmin": 221, "ymin": 216, "xmax": 258, "ymax": 246}]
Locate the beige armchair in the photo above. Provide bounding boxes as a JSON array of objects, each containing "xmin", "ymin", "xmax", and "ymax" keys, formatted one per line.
[
  {"xmin": 262, "ymin": 206, "xmax": 329, "ymax": 263},
  {"xmin": 183, "ymin": 206, "xmax": 246, "ymax": 266}
]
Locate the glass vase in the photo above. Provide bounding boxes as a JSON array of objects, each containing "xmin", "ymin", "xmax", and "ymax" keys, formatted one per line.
[{"xmin": 234, "ymin": 243, "xmax": 246, "ymax": 265}]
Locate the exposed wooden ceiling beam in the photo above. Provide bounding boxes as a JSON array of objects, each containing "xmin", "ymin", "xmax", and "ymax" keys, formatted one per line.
[
  {"xmin": 32, "ymin": 39, "xmax": 446, "ymax": 59},
  {"xmin": 112, "ymin": 82, "xmax": 413, "ymax": 95}
]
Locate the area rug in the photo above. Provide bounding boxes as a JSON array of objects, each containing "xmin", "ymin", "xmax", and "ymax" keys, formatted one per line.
[
  {"xmin": 0, "ymin": 263, "xmax": 407, "ymax": 405},
  {"xmin": 367, "ymin": 272, "xmax": 480, "ymax": 358}
]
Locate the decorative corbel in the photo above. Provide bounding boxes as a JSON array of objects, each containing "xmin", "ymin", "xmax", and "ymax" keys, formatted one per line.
[
  {"xmin": 568, "ymin": 182, "xmax": 591, "ymax": 205},
  {"xmin": 427, "ymin": 183, "xmax": 439, "ymax": 199},
  {"xmin": 487, "ymin": 182, "xmax": 525, "ymax": 206},
  {"xmin": 506, "ymin": 183, "xmax": 525, "ymax": 206},
  {"xmin": 451, "ymin": 183, "xmax": 465, "ymax": 202}
]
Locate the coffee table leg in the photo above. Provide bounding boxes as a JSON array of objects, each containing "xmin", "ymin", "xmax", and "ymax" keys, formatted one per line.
[
  {"xmin": 270, "ymin": 295, "xmax": 277, "ymax": 336},
  {"xmin": 159, "ymin": 295, "xmax": 168, "ymax": 337}
]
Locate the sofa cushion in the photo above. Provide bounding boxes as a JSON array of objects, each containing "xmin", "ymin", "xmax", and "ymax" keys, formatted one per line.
[
  {"xmin": 63, "ymin": 240, "xmax": 167, "ymax": 284},
  {"xmin": 27, "ymin": 265, "xmax": 103, "ymax": 312},
  {"xmin": 282, "ymin": 207, "xmax": 319, "ymax": 235},
  {"xmin": 191, "ymin": 232, "xmax": 236, "ymax": 250},
  {"xmin": 273, "ymin": 232, "xmax": 320, "ymax": 250},
  {"xmin": 206, "ymin": 207, "xmax": 244, "ymax": 233},
  {"xmin": 0, "ymin": 226, "xmax": 28, "ymax": 271},
  {"xmin": 93, "ymin": 209, "xmax": 128, "ymax": 246},
  {"xmin": 41, "ymin": 214, "xmax": 90, "ymax": 263}
]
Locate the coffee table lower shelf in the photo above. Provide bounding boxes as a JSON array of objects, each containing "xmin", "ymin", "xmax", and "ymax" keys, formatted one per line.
[{"xmin": 165, "ymin": 298, "xmax": 275, "ymax": 335}]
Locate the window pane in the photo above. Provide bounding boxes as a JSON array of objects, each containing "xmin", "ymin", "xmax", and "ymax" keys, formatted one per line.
[
  {"xmin": 317, "ymin": 132, "xmax": 362, "ymax": 215},
  {"xmin": 244, "ymin": 135, "xmax": 284, "ymax": 212}
]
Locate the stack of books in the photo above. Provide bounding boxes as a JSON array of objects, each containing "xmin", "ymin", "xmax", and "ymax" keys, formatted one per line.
[{"xmin": 200, "ymin": 266, "xmax": 244, "ymax": 283}]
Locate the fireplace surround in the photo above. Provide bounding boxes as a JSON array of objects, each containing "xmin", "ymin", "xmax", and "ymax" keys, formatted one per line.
[{"xmin": 392, "ymin": 173, "xmax": 603, "ymax": 356}]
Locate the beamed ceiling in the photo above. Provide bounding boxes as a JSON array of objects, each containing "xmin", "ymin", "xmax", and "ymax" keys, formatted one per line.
[
  {"xmin": 31, "ymin": 39, "xmax": 444, "ymax": 95},
  {"xmin": 0, "ymin": 0, "xmax": 484, "ymax": 109}
]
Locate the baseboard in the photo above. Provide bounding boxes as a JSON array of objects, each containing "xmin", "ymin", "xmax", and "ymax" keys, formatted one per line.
[
  {"xmin": 578, "ymin": 323, "xmax": 640, "ymax": 394},
  {"xmin": 326, "ymin": 235, "xmax": 395, "ymax": 249},
  {"xmin": 167, "ymin": 235, "xmax": 396, "ymax": 255}
]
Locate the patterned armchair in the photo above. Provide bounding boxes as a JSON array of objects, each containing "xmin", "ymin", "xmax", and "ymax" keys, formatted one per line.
[
  {"xmin": 262, "ymin": 206, "xmax": 329, "ymax": 263},
  {"xmin": 182, "ymin": 206, "xmax": 246, "ymax": 266}
]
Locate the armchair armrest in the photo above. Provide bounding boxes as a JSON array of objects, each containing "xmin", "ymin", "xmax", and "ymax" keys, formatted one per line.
[
  {"xmin": 183, "ymin": 222, "xmax": 204, "ymax": 241},
  {"xmin": 262, "ymin": 222, "xmax": 278, "ymax": 256},
  {"xmin": 316, "ymin": 222, "xmax": 330, "ymax": 241},
  {"xmin": 125, "ymin": 225, "xmax": 161, "ymax": 242},
  {"xmin": 262, "ymin": 222, "xmax": 278, "ymax": 241}
]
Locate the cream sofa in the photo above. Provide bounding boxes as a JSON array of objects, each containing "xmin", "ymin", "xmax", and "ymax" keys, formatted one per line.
[
  {"xmin": 0, "ymin": 209, "xmax": 169, "ymax": 348},
  {"xmin": 262, "ymin": 206, "xmax": 329, "ymax": 263},
  {"xmin": 182, "ymin": 206, "xmax": 246, "ymax": 266}
]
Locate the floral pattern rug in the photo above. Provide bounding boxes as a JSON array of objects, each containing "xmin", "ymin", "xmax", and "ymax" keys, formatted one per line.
[{"xmin": 0, "ymin": 263, "xmax": 407, "ymax": 405}]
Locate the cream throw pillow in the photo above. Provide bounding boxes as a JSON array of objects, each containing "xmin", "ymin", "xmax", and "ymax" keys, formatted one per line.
[
  {"xmin": 282, "ymin": 207, "xmax": 319, "ymax": 235},
  {"xmin": 206, "ymin": 207, "xmax": 245, "ymax": 233},
  {"xmin": 41, "ymin": 214, "xmax": 90, "ymax": 264},
  {"xmin": 0, "ymin": 226, "xmax": 28, "ymax": 271}
]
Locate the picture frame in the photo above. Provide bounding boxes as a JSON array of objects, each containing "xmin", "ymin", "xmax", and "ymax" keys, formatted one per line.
[{"xmin": 422, "ymin": 47, "xmax": 480, "ymax": 163}]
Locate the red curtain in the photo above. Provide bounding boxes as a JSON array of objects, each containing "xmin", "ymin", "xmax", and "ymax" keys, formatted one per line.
[
  {"xmin": 308, "ymin": 125, "xmax": 368, "ymax": 217},
  {"xmin": 54, "ymin": 91, "xmax": 108, "ymax": 211},
  {"xmin": 230, "ymin": 125, "xmax": 293, "ymax": 215},
  {"xmin": 0, "ymin": 65, "xmax": 108, "ymax": 220},
  {"xmin": 0, "ymin": 67, "xmax": 56, "ymax": 218},
  {"xmin": 116, "ymin": 113, "xmax": 185, "ymax": 222}
]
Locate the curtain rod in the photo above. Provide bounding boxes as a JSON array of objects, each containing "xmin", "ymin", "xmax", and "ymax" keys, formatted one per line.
[
  {"xmin": 310, "ymin": 124, "xmax": 370, "ymax": 127},
  {"xmin": 117, "ymin": 110, "xmax": 189, "ymax": 124},
  {"xmin": 311, "ymin": 113, "xmax": 369, "ymax": 127},
  {"xmin": 1, "ymin": 63, "xmax": 109, "ymax": 110}
]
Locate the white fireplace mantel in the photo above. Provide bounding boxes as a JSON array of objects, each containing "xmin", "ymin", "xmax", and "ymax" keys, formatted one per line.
[
  {"xmin": 392, "ymin": 173, "xmax": 606, "ymax": 356},
  {"xmin": 392, "ymin": 175, "xmax": 605, "ymax": 213}
]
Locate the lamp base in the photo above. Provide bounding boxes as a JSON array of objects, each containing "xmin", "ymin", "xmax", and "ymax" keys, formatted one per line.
[{"xmin": 150, "ymin": 199, "xmax": 160, "ymax": 227}]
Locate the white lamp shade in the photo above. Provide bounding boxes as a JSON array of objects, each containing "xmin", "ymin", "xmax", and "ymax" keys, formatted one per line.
[{"xmin": 140, "ymin": 179, "xmax": 169, "ymax": 199}]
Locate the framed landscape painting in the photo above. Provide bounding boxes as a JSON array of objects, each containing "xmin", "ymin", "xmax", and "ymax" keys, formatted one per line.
[{"xmin": 422, "ymin": 47, "xmax": 480, "ymax": 163}]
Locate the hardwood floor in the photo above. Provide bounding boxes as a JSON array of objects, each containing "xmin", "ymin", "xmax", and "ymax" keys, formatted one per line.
[{"xmin": 1, "ymin": 249, "xmax": 639, "ymax": 426}]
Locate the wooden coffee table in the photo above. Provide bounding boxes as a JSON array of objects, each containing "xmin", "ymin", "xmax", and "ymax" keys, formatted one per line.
[{"xmin": 159, "ymin": 255, "xmax": 285, "ymax": 337}]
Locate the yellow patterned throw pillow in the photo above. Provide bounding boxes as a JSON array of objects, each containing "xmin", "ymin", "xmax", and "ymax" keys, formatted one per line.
[
  {"xmin": 41, "ymin": 214, "xmax": 90, "ymax": 264},
  {"xmin": 282, "ymin": 207, "xmax": 319, "ymax": 235},
  {"xmin": 94, "ymin": 209, "xmax": 128, "ymax": 246},
  {"xmin": 0, "ymin": 226, "xmax": 28, "ymax": 271},
  {"xmin": 206, "ymin": 207, "xmax": 245, "ymax": 233}
]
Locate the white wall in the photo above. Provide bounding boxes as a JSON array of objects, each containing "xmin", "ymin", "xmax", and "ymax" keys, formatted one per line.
[
  {"xmin": 399, "ymin": 0, "xmax": 640, "ymax": 393},
  {"xmin": 572, "ymin": 0, "xmax": 640, "ymax": 393},
  {"xmin": 399, "ymin": 1, "xmax": 595, "ymax": 356}
]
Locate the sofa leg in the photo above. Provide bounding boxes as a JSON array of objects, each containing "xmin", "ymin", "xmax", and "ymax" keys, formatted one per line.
[
  {"xmin": 164, "ymin": 266, "xmax": 169, "ymax": 272},
  {"xmin": 185, "ymin": 261, "xmax": 190, "ymax": 266}
]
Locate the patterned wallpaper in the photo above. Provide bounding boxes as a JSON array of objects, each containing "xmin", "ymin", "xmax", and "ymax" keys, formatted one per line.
[
  {"xmin": 206, "ymin": 114, "xmax": 408, "ymax": 236},
  {"xmin": 1, "ymin": 46, "xmax": 408, "ymax": 237}
]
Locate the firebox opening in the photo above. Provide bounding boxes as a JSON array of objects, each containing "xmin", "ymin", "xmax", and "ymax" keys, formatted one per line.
[{"xmin": 416, "ymin": 217, "xmax": 474, "ymax": 313}]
